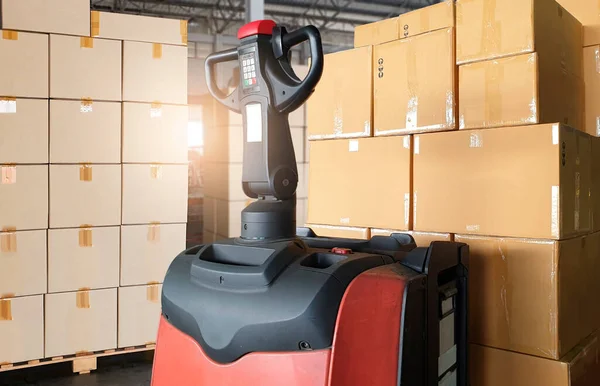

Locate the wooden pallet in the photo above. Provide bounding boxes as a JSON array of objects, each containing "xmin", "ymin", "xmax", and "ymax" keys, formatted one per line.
[{"xmin": 0, "ymin": 344, "xmax": 156, "ymax": 375}]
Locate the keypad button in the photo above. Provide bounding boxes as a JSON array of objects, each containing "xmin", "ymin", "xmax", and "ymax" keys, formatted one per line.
[
  {"xmin": 251, "ymin": 71, "xmax": 256, "ymax": 78},
  {"xmin": 251, "ymin": 64, "xmax": 255, "ymax": 71},
  {"xmin": 250, "ymin": 58, "xmax": 255, "ymax": 64}
]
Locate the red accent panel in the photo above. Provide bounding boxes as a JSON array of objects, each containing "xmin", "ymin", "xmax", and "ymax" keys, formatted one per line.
[
  {"xmin": 237, "ymin": 20, "xmax": 276, "ymax": 39},
  {"xmin": 328, "ymin": 265, "xmax": 408, "ymax": 386},
  {"xmin": 152, "ymin": 316, "xmax": 331, "ymax": 386}
]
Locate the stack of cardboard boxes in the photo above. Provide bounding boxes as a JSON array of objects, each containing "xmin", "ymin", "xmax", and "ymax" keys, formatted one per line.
[
  {"xmin": 307, "ymin": 0, "xmax": 600, "ymax": 384},
  {"xmin": 0, "ymin": 0, "xmax": 188, "ymax": 366}
]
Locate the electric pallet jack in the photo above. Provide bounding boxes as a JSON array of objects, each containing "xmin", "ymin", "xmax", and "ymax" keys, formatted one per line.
[{"xmin": 151, "ymin": 20, "xmax": 469, "ymax": 386}]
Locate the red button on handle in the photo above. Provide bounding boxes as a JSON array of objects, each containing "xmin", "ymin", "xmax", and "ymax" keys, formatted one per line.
[{"xmin": 331, "ymin": 247, "xmax": 353, "ymax": 255}]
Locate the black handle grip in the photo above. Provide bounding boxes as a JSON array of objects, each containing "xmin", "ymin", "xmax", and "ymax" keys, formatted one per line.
[{"xmin": 205, "ymin": 48, "xmax": 241, "ymax": 112}]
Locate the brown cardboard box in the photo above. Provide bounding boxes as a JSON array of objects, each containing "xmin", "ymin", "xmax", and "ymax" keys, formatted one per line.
[
  {"xmin": 0, "ymin": 165, "xmax": 48, "ymax": 231},
  {"xmin": 0, "ymin": 0, "xmax": 89, "ymax": 36},
  {"xmin": 0, "ymin": 99, "xmax": 48, "ymax": 164},
  {"xmin": 49, "ymin": 165, "xmax": 121, "ymax": 228},
  {"xmin": 118, "ymin": 285, "xmax": 162, "ymax": 348},
  {"xmin": 593, "ymin": 137, "xmax": 600, "ymax": 232},
  {"xmin": 0, "ymin": 295, "xmax": 44, "ymax": 364},
  {"xmin": 354, "ymin": 18, "xmax": 399, "ymax": 48},
  {"xmin": 120, "ymin": 223, "xmax": 186, "ymax": 286},
  {"xmin": 458, "ymin": 53, "xmax": 583, "ymax": 130},
  {"xmin": 307, "ymin": 46, "xmax": 372, "ymax": 140},
  {"xmin": 123, "ymin": 41, "xmax": 187, "ymax": 105},
  {"xmin": 374, "ymin": 28, "xmax": 456, "ymax": 136},
  {"xmin": 91, "ymin": 11, "xmax": 187, "ymax": 46},
  {"xmin": 413, "ymin": 124, "xmax": 591, "ymax": 239},
  {"xmin": 48, "ymin": 227, "xmax": 120, "ymax": 293},
  {"xmin": 583, "ymin": 46, "xmax": 600, "ymax": 136},
  {"xmin": 50, "ymin": 100, "xmax": 121, "ymax": 164},
  {"xmin": 306, "ymin": 224, "xmax": 371, "ymax": 239},
  {"xmin": 122, "ymin": 164, "xmax": 188, "ymax": 225},
  {"xmin": 456, "ymin": 0, "xmax": 583, "ymax": 75},
  {"xmin": 45, "ymin": 288, "xmax": 117, "ymax": 358},
  {"xmin": 457, "ymin": 233, "xmax": 600, "ymax": 359},
  {"xmin": 557, "ymin": 0, "xmax": 600, "ymax": 47},
  {"xmin": 0, "ymin": 31, "xmax": 48, "ymax": 98},
  {"xmin": 371, "ymin": 229, "xmax": 453, "ymax": 247},
  {"xmin": 308, "ymin": 136, "xmax": 411, "ymax": 230},
  {"xmin": 0, "ymin": 230, "xmax": 46, "ymax": 298},
  {"xmin": 122, "ymin": 103, "xmax": 188, "ymax": 164},
  {"xmin": 203, "ymin": 230, "xmax": 227, "ymax": 244},
  {"xmin": 470, "ymin": 332, "xmax": 600, "ymax": 386}
]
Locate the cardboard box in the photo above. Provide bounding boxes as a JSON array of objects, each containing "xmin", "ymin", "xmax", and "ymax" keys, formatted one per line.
[
  {"xmin": 308, "ymin": 136, "xmax": 411, "ymax": 230},
  {"xmin": 459, "ymin": 53, "xmax": 583, "ymax": 130},
  {"xmin": 91, "ymin": 11, "xmax": 187, "ymax": 46},
  {"xmin": 122, "ymin": 103, "xmax": 188, "ymax": 164},
  {"xmin": 307, "ymin": 46, "xmax": 372, "ymax": 140},
  {"xmin": 457, "ymin": 233, "xmax": 600, "ymax": 359},
  {"xmin": 123, "ymin": 41, "xmax": 187, "ymax": 105},
  {"xmin": 470, "ymin": 332, "xmax": 600, "ymax": 386},
  {"xmin": 0, "ymin": 230, "xmax": 46, "ymax": 298},
  {"xmin": 48, "ymin": 227, "xmax": 120, "ymax": 293},
  {"xmin": 583, "ymin": 46, "xmax": 600, "ymax": 137},
  {"xmin": 50, "ymin": 35, "xmax": 122, "ymax": 101},
  {"xmin": 122, "ymin": 164, "xmax": 188, "ymax": 225},
  {"xmin": 456, "ymin": 0, "xmax": 583, "ymax": 75},
  {"xmin": 120, "ymin": 223, "xmax": 186, "ymax": 286},
  {"xmin": 593, "ymin": 137, "xmax": 600, "ymax": 232},
  {"xmin": 371, "ymin": 229, "xmax": 452, "ymax": 247},
  {"xmin": 118, "ymin": 285, "xmax": 162, "ymax": 348},
  {"xmin": 0, "ymin": 0, "xmax": 89, "ymax": 36},
  {"xmin": 374, "ymin": 28, "xmax": 455, "ymax": 136},
  {"xmin": 0, "ymin": 99, "xmax": 48, "ymax": 164},
  {"xmin": 557, "ymin": 0, "xmax": 600, "ymax": 47},
  {"xmin": 413, "ymin": 124, "xmax": 591, "ymax": 239},
  {"xmin": 306, "ymin": 224, "xmax": 370, "ymax": 239},
  {"xmin": 354, "ymin": 17, "xmax": 399, "ymax": 48},
  {"xmin": 297, "ymin": 198, "xmax": 307, "ymax": 227},
  {"xmin": 50, "ymin": 100, "xmax": 121, "ymax": 164},
  {"xmin": 203, "ymin": 230, "xmax": 227, "ymax": 244},
  {"xmin": 0, "ymin": 31, "xmax": 48, "ymax": 98},
  {"xmin": 0, "ymin": 165, "xmax": 48, "ymax": 231},
  {"xmin": 45, "ymin": 288, "xmax": 117, "ymax": 358},
  {"xmin": 49, "ymin": 165, "xmax": 121, "ymax": 228},
  {"xmin": 0, "ymin": 295, "xmax": 44, "ymax": 364}
]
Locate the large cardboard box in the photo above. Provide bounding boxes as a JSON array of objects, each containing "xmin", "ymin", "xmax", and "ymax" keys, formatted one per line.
[
  {"xmin": 306, "ymin": 224, "xmax": 370, "ymax": 239},
  {"xmin": 45, "ymin": 288, "xmax": 117, "ymax": 358},
  {"xmin": 122, "ymin": 103, "xmax": 188, "ymax": 164},
  {"xmin": 91, "ymin": 11, "xmax": 187, "ymax": 46},
  {"xmin": 557, "ymin": 0, "xmax": 600, "ymax": 47},
  {"xmin": 123, "ymin": 41, "xmax": 187, "ymax": 105},
  {"xmin": 118, "ymin": 285, "xmax": 162, "ymax": 348},
  {"xmin": 374, "ymin": 28, "xmax": 455, "ymax": 136},
  {"xmin": 583, "ymin": 46, "xmax": 600, "ymax": 137},
  {"xmin": 470, "ymin": 332, "xmax": 600, "ymax": 386},
  {"xmin": 50, "ymin": 100, "xmax": 121, "ymax": 164},
  {"xmin": 122, "ymin": 164, "xmax": 188, "ymax": 225},
  {"xmin": 308, "ymin": 136, "xmax": 411, "ymax": 230},
  {"xmin": 49, "ymin": 165, "xmax": 121, "ymax": 228},
  {"xmin": 0, "ymin": 0, "xmax": 89, "ymax": 36},
  {"xmin": 413, "ymin": 124, "xmax": 591, "ymax": 239},
  {"xmin": 0, "ymin": 295, "xmax": 44, "ymax": 364},
  {"xmin": 0, "ymin": 99, "xmax": 48, "ymax": 164},
  {"xmin": 371, "ymin": 229, "xmax": 452, "ymax": 247},
  {"xmin": 0, "ymin": 31, "xmax": 48, "ymax": 98},
  {"xmin": 120, "ymin": 223, "xmax": 186, "ymax": 286},
  {"xmin": 307, "ymin": 46, "xmax": 372, "ymax": 140},
  {"xmin": 48, "ymin": 227, "xmax": 120, "ymax": 293},
  {"xmin": 203, "ymin": 230, "xmax": 226, "ymax": 244},
  {"xmin": 457, "ymin": 233, "xmax": 600, "ymax": 359},
  {"xmin": 50, "ymin": 35, "xmax": 122, "ymax": 101},
  {"xmin": 0, "ymin": 230, "xmax": 46, "ymax": 298},
  {"xmin": 459, "ymin": 53, "xmax": 583, "ymax": 130},
  {"xmin": 0, "ymin": 165, "xmax": 48, "ymax": 231}
]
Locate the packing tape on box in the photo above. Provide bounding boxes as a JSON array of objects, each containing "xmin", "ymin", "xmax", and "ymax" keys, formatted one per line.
[
  {"xmin": 404, "ymin": 193, "xmax": 410, "ymax": 229},
  {"xmin": 80, "ymin": 98, "xmax": 93, "ymax": 113},
  {"xmin": 153, "ymin": 43, "xmax": 163, "ymax": 59},
  {"xmin": 466, "ymin": 224, "xmax": 480, "ymax": 232},
  {"xmin": 2, "ymin": 30, "xmax": 18, "ymax": 40},
  {"xmin": 79, "ymin": 226, "xmax": 93, "ymax": 248},
  {"xmin": 76, "ymin": 289, "xmax": 91, "ymax": 309},
  {"xmin": 481, "ymin": 0, "xmax": 501, "ymax": 57},
  {"xmin": 348, "ymin": 140, "xmax": 359, "ymax": 152},
  {"xmin": 1, "ymin": 165, "xmax": 16, "ymax": 184},
  {"xmin": 484, "ymin": 59, "xmax": 504, "ymax": 127},
  {"xmin": 1, "ymin": 231, "xmax": 17, "ymax": 253},
  {"xmin": 0, "ymin": 298, "xmax": 12, "ymax": 321},
  {"xmin": 180, "ymin": 20, "xmax": 188, "ymax": 44},
  {"xmin": 91, "ymin": 11, "xmax": 100, "ymax": 36},
  {"xmin": 0, "ymin": 97, "xmax": 17, "ymax": 114},
  {"xmin": 79, "ymin": 164, "xmax": 93, "ymax": 182},
  {"xmin": 147, "ymin": 222, "xmax": 161, "ymax": 242},
  {"xmin": 80, "ymin": 37, "xmax": 94, "ymax": 49},
  {"xmin": 552, "ymin": 124, "xmax": 559, "ymax": 145},
  {"xmin": 551, "ymin": 185, "xmax": 560, "ymax": 238},
  {"xmin": 413, "ymin": 192, "xmax": 418, "ymax": 229},
  {"xmin": 414, "ymin": 136, "xmax": 420, "ymax": 154},
  {"xmin": 403, "ymin": 136, "xmax": 410, "ymax": 149},
  {"xmin": 405, "ymin": 40, "xmax": 418, "ymax": 130},
  {"xmin": 469, "ymin": 132, "xmax": 483, "ymax": 148},
  {"xmin": 147, "ymin": 282, "xmax": 160, "ymax": 303},
  {"xmin": 419, "ymin": 8, "xmax": 430, "ymax": 35},
  {"xmin": 150, "ymin": 164, "xmax": 163, "ymax": 179},
  {"xmin": 150, "ymin": 102, "xmax": 163, "ymax": 118}
]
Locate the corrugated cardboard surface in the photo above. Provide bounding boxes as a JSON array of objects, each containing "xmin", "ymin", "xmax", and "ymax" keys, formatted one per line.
[
  {"xmin": 0, "ymin": 31, "xmax": 48, "ymax": 98},
  {"xmin": 91, "ymin": 12, "xmax": 187, "ymax": 46},
  {"xmin": 203, "ymin": 197, "xmax": 244, "ymax": 237},
  {"xmin": 307, "ymin": 224, "xmax": 371, "ymax": 239},
  {"xmin": 122, "ymin": 164, "xmax": 188, "ymax": 225},
  {"xmin": 374, "ymin": 28, "xmax": 455, "ymax": 136},
  {"xmin": 470, "ymin": 331, "xmax": 600, "ymax": 386},
  {"xmin": 371, "ymin": 229, "xmax": 452, "ymax": 247},
  {"xmin": 0, "ymin": 295, "xmax": 44, "ymax": 364},
  {"xmin": 49, "ymin": 165, "xmax": 121, "ymax": 228},
  {"xmin": 120, "ymin": 224, "xmax": 186, "ymax": 286},
  {"xmin": 0, "ymin": 0, "xmax": 89, "ymax": 36},
  {"xmin": 45, "ymin": 288, "xmax": 117, "ymax": 358},
  {"xmin": 48, "ymin": 227, "xmax": 120, "ymax": 293},
  {"xmin": 118, "ymin": 285, "xmax": 162, "ymax": 348},
  {"xmin": 0, "ymin": 165, "xmax": 48, "ymax": 231},
  {"xmin": 397, "ymin": 1, "xmax": 454, "ymax": 39},
  {"xmin": 592, "ymin": 137, "xmax": 600, "ymax": 232},
  {"xmin": 354, "ymin": 17, "xmax": 399, "ymax": 48},
  {"xmin": 584, "ymin": 46, "xmax": 600, "ymax": 137},
  {"xmin": 413, "ymin": 124, "xmax": 591, "ymax": 239},
  {"xmin": 307, "ymin": 46, "xmax": 372, "ymax": 140},
  {"xmin": 0, "ymin": 99, "xmax": 48, "ymax": 164},
  {"xmin": 122, "ymin": 103, "xmax": 188, "ymax": 164},
  {"xmin": 557, "ymin": 0, "xmax": 600, "ymax": 46},
  {"xmin": 308, "ymin": 136, "xmax": 411, "ymax": 230},
  {"xmin": 123, "ymin": 41, "xmax": 187, "ymax": 105},
  {"xmin": 0, "ymin": 230, "xmax": 47, "ymax": 297},
  {"xmin": 50, "ymin": 100, "xmax": 121, "ymax": 164}
]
